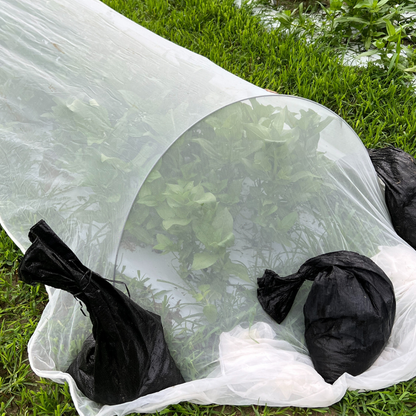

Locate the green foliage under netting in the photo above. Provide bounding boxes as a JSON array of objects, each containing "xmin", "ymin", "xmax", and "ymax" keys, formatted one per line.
[
  {"xmin": 120, "ymin": 97, "xmax": 378, "ymax": 383},
  {"xmin": 2, "ymin": 0, "xmax": 416, "ymax": 415}
]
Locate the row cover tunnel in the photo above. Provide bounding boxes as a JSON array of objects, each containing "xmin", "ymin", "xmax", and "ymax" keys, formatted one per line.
[{"xmin": 2, "ymin": 0, "xmax": 416, "ymax": 415}]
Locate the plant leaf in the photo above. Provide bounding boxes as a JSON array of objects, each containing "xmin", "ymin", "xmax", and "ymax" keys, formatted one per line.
[
  {"xmin": 163, "ymin": 217, "xmax": 192, "ymax": 230},
  {"xmin": 203, "ymin": 304, "xmax": 218, "ymax": 324},
  {"xmin": 280, "ymin": 211, "xmax": 299, "ymax": 232},
  {"xmin": 385, "ymin": 20, "xmax": 396, "ymax": 37},
  {"xmin": 335, "ymin": 16, "xmax": 369, "ymax": 25},
  {"xmin": 192, "ymin": 252, "xmax": 219, "ymax": 270},
  {"xmin": 153, "ymin": 234, "xmax": 174, "ymax": 251},
  {"xmin": 223, "ymin": 261, "xmax": 251, "ymax": 282}
]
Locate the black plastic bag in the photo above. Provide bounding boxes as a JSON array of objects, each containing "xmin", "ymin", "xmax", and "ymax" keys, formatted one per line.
[
  {"xmin": 257, "ymin": 251, "xmax": 396, "ymax": 383},
  {"xmin": 368, "ymin": 147, "xmax": 416, "ymax": 249},
  {"xmin": 19, "ymin": 220, "xmax": 184, "ymax": 405}
]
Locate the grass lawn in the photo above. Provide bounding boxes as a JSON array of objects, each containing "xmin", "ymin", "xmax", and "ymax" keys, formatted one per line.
[{"xmin": 1, "ymin": 0, "xmax": 416, "ymax": 415}]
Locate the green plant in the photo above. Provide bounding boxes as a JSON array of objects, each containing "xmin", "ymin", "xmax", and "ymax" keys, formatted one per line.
[
  {"xmin": 0, "ymin": 227, "xmax": 22, "ymax": 270},
  {"xmin": 329, "ymin": 0, "xmax": 416, "ymax": 72},
  {"xmin": 271, "ymin": 2, "xmax": 315, "ymax": 34},
  {"xmin": 253, "ymin": 0, "xmax": 416, "ymax": 73}
]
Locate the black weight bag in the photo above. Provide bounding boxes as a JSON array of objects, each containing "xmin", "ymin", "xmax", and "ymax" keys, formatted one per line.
[
  {"xmin": 257, "ymin": 251, "xmax": 396, "ymax": 384},
  {"xmin": 18, "ymin": 219, "xmax": 184, "ymax": 405},
  {"xmin": 368, "ymin": 147, "xmax": 416, "ymax": 249}
]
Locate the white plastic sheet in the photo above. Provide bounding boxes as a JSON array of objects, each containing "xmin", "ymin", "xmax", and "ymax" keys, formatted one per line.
[{"xmin": 2, "ymin": 0, "xmax": 416, "ymax": 415}]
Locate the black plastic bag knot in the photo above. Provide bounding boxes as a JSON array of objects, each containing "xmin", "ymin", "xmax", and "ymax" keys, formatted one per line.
[
  {"xmin": 257, "ymin": 251, "xmax": 396, "ymax": 384},
  {"xmin": 19, "ymin": 219, "xmax": 184, "ymax": 405}
]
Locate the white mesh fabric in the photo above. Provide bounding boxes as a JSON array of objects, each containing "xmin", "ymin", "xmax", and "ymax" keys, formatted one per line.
[
  {"xmin": 1, "ymin": 0, "xmax": 416, "ymax": 415},
  {"xmin": 0, "ymin": 0, "xmax": 268, "ymax": 273}
]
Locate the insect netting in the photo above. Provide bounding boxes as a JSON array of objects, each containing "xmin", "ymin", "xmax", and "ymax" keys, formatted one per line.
[{"xmin": 2, "ymin": 0, "xmax": 416, "ymax": 415}]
